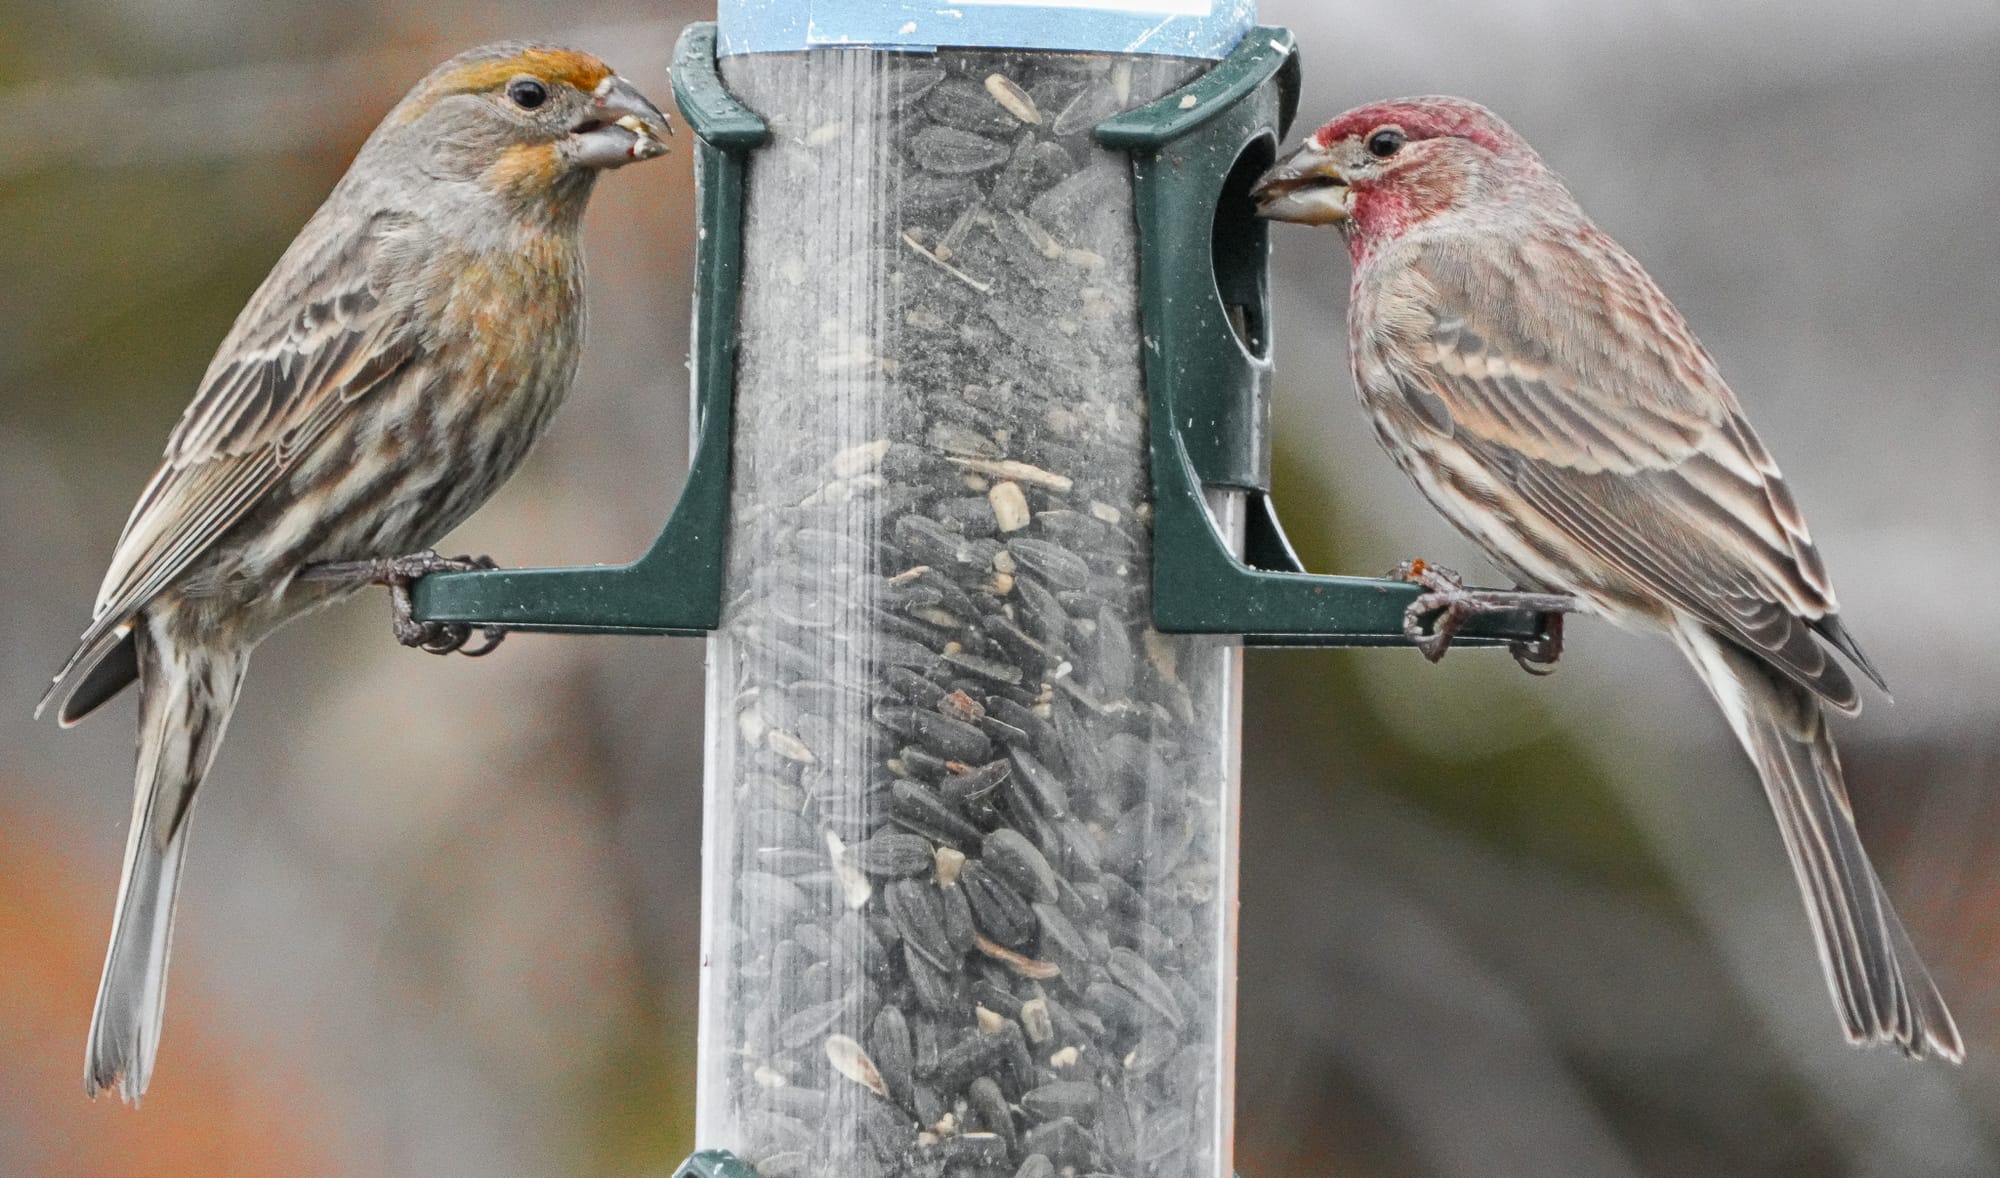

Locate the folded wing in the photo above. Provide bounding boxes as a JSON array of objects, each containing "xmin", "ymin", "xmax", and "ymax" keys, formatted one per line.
[{"xmin": 1376, "ymin": 233, "xmax": 1882, "ymax": 712}]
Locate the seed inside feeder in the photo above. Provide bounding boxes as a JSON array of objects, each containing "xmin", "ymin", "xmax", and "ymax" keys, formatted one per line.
[
  {"xmin": 707, "ymin": 44, "xmax": 1229, "ymax": 1178},
  {"xmin": 989, "ymin": 480, "xmax": 1032, "ymax": 532}
]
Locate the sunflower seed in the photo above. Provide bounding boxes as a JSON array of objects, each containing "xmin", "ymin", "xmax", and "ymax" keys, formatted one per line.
[
  {"xmin": 984, "ymin": 73, "xmax": 1042, "ymax": 125},
  {"xmin": 895, "ymin": 513, "xmax": 974, "ymax": 567},
  {"xmin": 1085, "ymin": 980, "xmax": 1143, "ymax": 1036},
  {"xmin": 888, "ymin": 665, "xmax": 948, "ymax": 708},
  {"xmin": 1051, "ymin": 82, "xmax": 1125, "ymax": 135},
  {"xmin": 889, "ymin": 66, "xmax": 947, "ymax": 110},
  {"xmin": 923, "ymin": 1022, "xmax": 1019, "ymax": 1096},
  {"xmin": 1007, "ymin": 538, "xmax": 1091, "ymax": 590},
  {"xmin": 887, "ymin": 878, "xmax": 956, "ymax": 973},
  {"xmin": 741, "ymin": 871, "xmax": 811, "ymax": 927},
  {"xmin": 779, "ymin": 998, "xmax": 849, "ymax": 1050},
  {"xmin": 892, "ymin": 779, "xmax": 986, "ymax": 848},
  {"xmin": 1020, "ymin": 1117, "xmax": 1101, "ymax": 1173},
  {"xmin": 853, "ymin": 831, "xmax": 938, "ymax": 877},
  {"xmin": 869, "ymin": 1006, "xmax": 915, "ymax": 1105},
  {"xmin": 912, "ymin": 125, "xmax": 1012, "ymax": 174},
  {"xmin": 940, "ymin": 758, "xmax": 1010, "ymax": 807},
  {"xmin": 925, "ymin": 77, "xmax": 1020, "ymax": 134},
  {"xmin": 1032, "ymin": 902, "xmax": 1093, "ymax": 984},
  {"xmin": 960, "ymin": 861, "xmax": 1039, "ymax": 949},
  {"xmin": 939, "ymin": 879, "xmax": 978, "ymax": 957},
  {"xmin": 824, "ymin": 830, "xmax": 875, "ymax": 909},
  {"xmin": 1107, "ymin": 947, "xmax": 1184, "ymax": 1030},
  {"xmin": 908, "ymin": 943, "xmax": 966, "ymax": 1014},
  {"xmin": 1022, "ymin": 1080, "xmax": 1099, "ymax": 1125},
  {"xmin": 826, "ymin": 1033, "xmax": 890, "ymax": 1098},
  {"xmin": 1006, "ymin": 747, "xmax": 1070, "ymax": 819},
  {"xmin": 968, "ymin": 1075, "xmax": 1017, "ymax": 1154},
  {"xmin": 984, "ymin": 828, "xmax": 1059, "ymax": 903},
  {"xmin": 1122, "ymin": 1022, "xmax": 1178, "ymax": 1077},
  {"xmin": 766, "ymin": 727, "xmax": 817, "ymax": 764}
]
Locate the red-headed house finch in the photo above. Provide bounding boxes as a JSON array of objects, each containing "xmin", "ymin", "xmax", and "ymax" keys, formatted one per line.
[
  {"xmin": 34, "ymin": 43, "xmax": 671, "ymax": 1102},
  {"xmin": 1253, "ymin": 97, "xmax": 1960, "ymax": 1061}
]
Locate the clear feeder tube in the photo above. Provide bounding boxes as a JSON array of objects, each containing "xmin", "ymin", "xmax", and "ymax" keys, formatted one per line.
[{"xmin": 699, "ymin": 43, "xmax": 1242, "ymax": 1178}]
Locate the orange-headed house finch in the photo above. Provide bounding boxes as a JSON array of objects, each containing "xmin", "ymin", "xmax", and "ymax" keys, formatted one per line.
[
  {"xmin": 34, "ymin": 43, "xmax": 671, "ymax": 1101},
  {"xmin": 1253, "ymin": 97, "xmax": 1960, "ymax": 1061}
]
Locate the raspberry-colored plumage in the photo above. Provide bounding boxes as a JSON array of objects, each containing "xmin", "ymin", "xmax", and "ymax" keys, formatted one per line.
[
  {"xmin": 1257, "ymin": 96, "xmax": 1960, "ymax": 1061},
  {"xmin": 37, "ymin": 41, "xmax": 670, "ymax": 1103}
]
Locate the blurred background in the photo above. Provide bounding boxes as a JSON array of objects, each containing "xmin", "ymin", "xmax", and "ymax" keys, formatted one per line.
[{"xmin": 3, "ymin": 1, "xmax": 1997, "ymax": 1174}]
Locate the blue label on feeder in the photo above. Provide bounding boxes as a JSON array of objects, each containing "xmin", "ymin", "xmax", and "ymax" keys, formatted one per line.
[{"xmin": 716, "ymin": 0, "xmax": 1256, "ymax": 59}]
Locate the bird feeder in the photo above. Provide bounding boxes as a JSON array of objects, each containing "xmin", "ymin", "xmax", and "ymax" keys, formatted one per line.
[{"xmin": 407, "ymin": 6, "xmax": 1555, "ymax": 1176}]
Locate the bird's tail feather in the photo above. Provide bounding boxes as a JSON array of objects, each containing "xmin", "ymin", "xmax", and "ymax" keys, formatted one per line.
[
  {"xmin": 85, "ymin": 616, "xmax": 248, "ymax": 1103},
  {"xmin": 1676, "ymin": 619, "xmax": 1961, "ymax": 1062},
  {"xmin": 38, "ymin": 620, "xmax": 139, "ymax": 727}
]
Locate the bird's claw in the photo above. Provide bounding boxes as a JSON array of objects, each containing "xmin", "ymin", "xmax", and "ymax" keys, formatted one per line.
[
  {"xmin": 1391, "ymin": 558, "xmax": 1576, "ymax": 673},
  {"xmin": 394, "ymin": 612, "xmax": 508, "ymax": 657},
  {"xmin": 1509, "ymin": 612, "xmax": 1564, "ymax": 675},
  {"xmin": 1395, "ymin": 560, "xmax": 1474, "ymax": 663},
  {"xmin": 378, "ymin": 552, "xmax": 506, "ymax": 657},
  {"xmin": 300, "ymin": 550, "xmax": 507, "ymax": 656}
]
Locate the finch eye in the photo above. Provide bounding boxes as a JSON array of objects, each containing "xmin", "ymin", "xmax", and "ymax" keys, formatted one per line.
[
  {"xmin": 507, "ymin": 78, "xmax": 549, "ymax": 110},
  {"xmin": 1365, "ymin": 128, "xmax": 1406, "ymax": 159}
]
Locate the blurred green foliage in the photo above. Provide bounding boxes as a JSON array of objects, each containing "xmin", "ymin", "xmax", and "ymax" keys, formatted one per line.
[
  {"xmin": 1, "ymin": 163, "xmax": 331, "ymax": 442},
  {"xmin": 1259, "ymin": 436, "xmax": 1675, "ymax": 902}
]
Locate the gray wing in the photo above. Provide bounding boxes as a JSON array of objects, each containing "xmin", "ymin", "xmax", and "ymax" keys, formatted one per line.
[
  {"xmin": 40, "ymin": 210, "xmax": 427, "ymax": 721},
  {"xmin": 1377, "ymin": 232, "xmax": 1881, "ymax": 711},
  {"xmin": 93, "ymin": 210, "xmax": 426, "ymax": 621}
]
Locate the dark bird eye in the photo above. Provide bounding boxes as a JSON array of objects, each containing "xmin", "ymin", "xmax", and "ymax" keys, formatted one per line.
[
  {"xmin": 507, "ymin": 78, "xmax": 549, "ymax": 110},
  {"xmin": 1366, "ymin": 128, "xmax": 1406, "ymax": 159}
]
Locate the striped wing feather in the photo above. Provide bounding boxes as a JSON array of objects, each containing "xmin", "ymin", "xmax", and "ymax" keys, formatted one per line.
[
  {"xmin": 92, "ymin": 211, "xmax": 425, "ymax": 630},
  {"xmin": 39, "ymin": 211, "xmax": 426, "ymax": 720},
  {"xmin": 1382, "ymin": 234, "xmax": 1880, "ymax": 711}
]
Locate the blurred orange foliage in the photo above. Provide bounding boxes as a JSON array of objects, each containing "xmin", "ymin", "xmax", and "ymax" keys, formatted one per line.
[{"xmin": 0, "ymin": 803, "xmax": 335, "ymax": 1176}]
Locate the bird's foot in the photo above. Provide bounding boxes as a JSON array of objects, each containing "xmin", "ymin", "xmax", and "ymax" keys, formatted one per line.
[
  {"xmin": 299, "ymin": 551, "xmax": 507, "ymax": 656},
  {"xmin": 1509, "ymin": 611, "xmax": 1564, "ymax": 676},
  {"xmin": 1389, "ymin": 559, "xmax": 1577, "ymax": 672}
]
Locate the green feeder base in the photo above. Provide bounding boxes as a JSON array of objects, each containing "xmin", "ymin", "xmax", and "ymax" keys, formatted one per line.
[
  {"xmin": 674, "ymin": 1151, "xmax": 760, "ymax": 1178},
  {"xmin": 673, "ymin": 1150, "xmax": 1247, "ymax": 1177}
]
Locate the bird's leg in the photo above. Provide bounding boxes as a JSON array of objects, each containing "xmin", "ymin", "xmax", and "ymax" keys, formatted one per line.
[
  {"xmin": 297, "ymin": 551, "xmax": 507, "ymax": 656},
  {"xmin": 1388, "ymin": 559, "xmax": 1577, "ymax": 671}
]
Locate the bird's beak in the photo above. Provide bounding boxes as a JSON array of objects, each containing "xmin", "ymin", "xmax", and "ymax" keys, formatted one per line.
[
  {"xmin": 1252, "ymin": 143, "xmax": 1351, "ymax": 225},
  {"xmin": 569, "ymin": 75, "xmax": 673, "ymax": 169}
]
